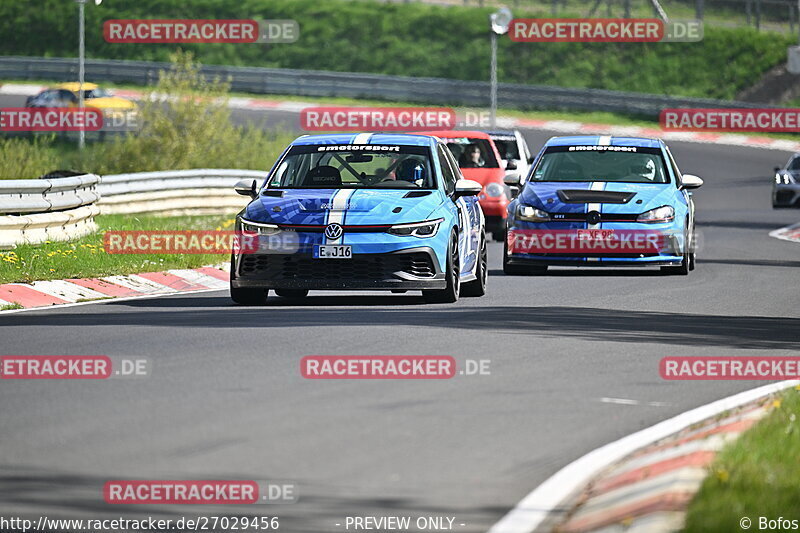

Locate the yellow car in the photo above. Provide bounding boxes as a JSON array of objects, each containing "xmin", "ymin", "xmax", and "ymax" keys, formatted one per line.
[{"xmin": 26, "ymin": 82, "xmax": 137, "ymax": 121}]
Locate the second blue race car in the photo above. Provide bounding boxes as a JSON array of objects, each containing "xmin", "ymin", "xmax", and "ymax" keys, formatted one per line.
[
  {"xmin": 230, "ymin": 133, "xmax": 487, "ymax": 304},
  {"xmin": 503, "ymin": 135, "xmax": 703, "ymax": 275}
]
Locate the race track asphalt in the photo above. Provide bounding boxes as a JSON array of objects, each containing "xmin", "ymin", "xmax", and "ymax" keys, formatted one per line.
[{"xmin": 0, "ymin": 94, "xmax": 798, "ymax": 532}]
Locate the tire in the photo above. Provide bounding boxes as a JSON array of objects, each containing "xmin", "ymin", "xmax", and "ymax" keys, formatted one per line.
[
  {"xmin": 230, "ymin": 286, "xmax": 268, "ymax": 305},
  {"xmin": 230, "ymin": 253, "xmax": 269, "ymax": 304},
  {"xmin": 461, "ymin": 232, "xmax": 487, "ymax": 297},
  {"xmin": 502, "ymin": 240, "xmax": 547, "ymax": 275},
  {"xmin": 423, "ymin": 230, "xmax": 460, "ymax": 304},
  {"xmin": 274, "ymin": 289, "xmax": 309, "ymax": 299},
  {"xmin": 491, "ymin": 219, "xmax": 507, "ymax": 242},
  {"xmin": 661, "ymin": 226, "xmax": 690, "ymax": 276}
]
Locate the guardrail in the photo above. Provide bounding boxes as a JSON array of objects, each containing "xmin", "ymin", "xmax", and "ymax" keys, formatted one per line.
[
  {"xmin": 0, "ymin": 173, "xmax": 101, "ymax": 249},
  {"xmin": 0, "ymin": 56, "xmax": 770, "ymax": 118},
  {"xmin": 97, "ymin": 169, "xmax": 267, "ymax": 214},
  {"xmin": 0, "ymin": 169, "xmax": 264, "ymax": 249}
]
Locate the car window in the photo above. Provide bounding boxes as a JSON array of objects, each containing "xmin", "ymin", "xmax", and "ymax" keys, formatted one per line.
[
  {"xmin": 532, "ymin": 145, "xmax": 671, "ymax": 183},
  {"xmin": 437, "ymin": 144, "xmax": 457, "ymax": 194},
  {"xmin": 664, "ymin": 147, "xmax": 682, "ymax": 187},
  {"xmin": 57, "ymin": 90, "xmax": 78, "ymax": 104},
  {"xmin": 445, "ymin": 137, "xmax": 500, "ymax": 169},
  {"xmin": 789, "ymin": 156, "xmax": 800, "ymax": 171},
  {"xmin": 269, "ymin": 144, "xmax": 436, "ymax": 189}
]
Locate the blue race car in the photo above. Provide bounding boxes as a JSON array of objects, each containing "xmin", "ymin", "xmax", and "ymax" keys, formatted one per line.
[
  {"xmin": 503, "ymin": 135, "xmax": 703, "ymax": 275},
  {"xmin": 230, "ymin": 133, "xmax": 487, "ymax": 304}
]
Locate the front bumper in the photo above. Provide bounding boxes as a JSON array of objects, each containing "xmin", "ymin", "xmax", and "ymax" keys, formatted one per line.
[
  {"xmin": 504, "ymin": 220, "xmax": 686, "ymax": 266},
  {"xmin": 773, "ymin": 184, "xmax": 800, "ymax": 207},
  {"xmin": 231, "ymin": 246, "xmax": 446, "ymax": 290}
]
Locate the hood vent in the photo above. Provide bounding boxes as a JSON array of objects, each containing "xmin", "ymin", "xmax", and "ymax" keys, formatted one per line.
[
  {"xmin": 557, "ymin": 189, "xmax": 635, "ymax": 204},
  {"xmin": 403, "ymin": 191, "xmax": 432, "ymax": 198}
]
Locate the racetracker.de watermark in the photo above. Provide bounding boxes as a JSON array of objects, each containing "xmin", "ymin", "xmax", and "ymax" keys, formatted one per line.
[
  {"xmin": 103, "ymin": 231, "xmax": 263, "ymax": 255},
  {"xmin": 661, "ymin": 108, "xmax": 800, "ymax": 132},
  {"xmin": 0, "ymin": 108, "xmax": 103, "ymax": 132},
  {"xmin": 300, "ymin": 107, "xmax": 457, "ymax": 132},
  {"xmin": 0, "ymin": 356, "xmax": 149, "ymax": 379},
  {"xmin": 104, "ymin": 481, "xmax": 297, "ymax": 504},
  {"xmin": 509, "ymin": 18, "xmax": 702, "ymax": 42},
  {"xmin": 660, "ymin": 357, "xmax": 800, "ymax": 380},
  {"xmin": 103, "ymin": 19, "xmax": 299, "ymax": 44},
  {"xmin": 507, "ymin": 229, "xmax": 684, "ymax": 255},
  {"xmin": 301, "ymin": 356, "xmax": 491, "ymax": 379}
]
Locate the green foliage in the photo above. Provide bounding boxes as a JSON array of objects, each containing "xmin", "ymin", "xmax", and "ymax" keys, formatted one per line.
[
  {"xmin": 0, "ymin": 136, "xmax": 59, "ymax": 180},
  {"xmin": 683, "ymin": 388, "xmax": 800, "ymax": 532},
  {"xmin": 0, "ymin": 52, "xmax": 295, "ymax": 178},
  {"xmin": 84, "ymin": 50, "xmax": 294, "ymax": 173},
  {"xmin": 0, "ymin": 0, "xmax": 791, "ymax": 100}
]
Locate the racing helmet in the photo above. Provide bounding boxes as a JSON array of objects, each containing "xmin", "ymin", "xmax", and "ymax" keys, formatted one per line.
[{"xmin": 396, "ymin": 159, "xmax": 426, "ymax": 186}]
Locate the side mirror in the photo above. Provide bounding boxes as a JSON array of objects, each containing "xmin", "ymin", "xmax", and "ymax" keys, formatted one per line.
[
  {"xmin": 453, "ymin": 179, "xmax": 482, "ymax": 198},
  {"xmin": 681, "ymin": 174, "xmax": 704, "ymax": 190},
  {"xmin": 234, "ymin": 179, "xmax": 258, "ymax": 198},
  {"xmin": 504, "ymin": 174, "xmax": 522, "ymax": 198},
  {"xmin": 774, "ymin": 166, "xmax": 781, "ymax": 173},
  {"xmin": 528, "ymin": 156, "xmax": 535, "ymax": 164},
  {"xmin": 506, "ymin": 160, "xmax": 518, "ymax": 171}
]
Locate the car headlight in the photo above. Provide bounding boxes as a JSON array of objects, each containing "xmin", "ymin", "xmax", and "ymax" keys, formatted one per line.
[
  {"xmin": 637, "ymin": 205, "xmax": 675, "ymax": 223},
  {"xmin": 775, "ymin": 173, "xmax": 794, "ymax": 185},
  {"xmin": 239, "ymin": 218, "xmax": 281, "ymax": 235},
  {"xmin": 387, "ymin": 218, "xmax": 444, "ymax": 238},
  {"xmin": 516, "ymin": 205, "xmax": 550, "ymax": 222},
  {"xmin": 484, "ymin": 182, "xmax": 505, "ymax": 198}
]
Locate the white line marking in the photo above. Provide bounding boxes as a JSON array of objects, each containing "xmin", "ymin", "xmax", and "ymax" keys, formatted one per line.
[
  {"xmin": 599, "ymin": 397, "xmax": 670, "ymax": 407},
  {"xmin": 487, "ymin": 380, "xmax": 799, "ymax": 533}
]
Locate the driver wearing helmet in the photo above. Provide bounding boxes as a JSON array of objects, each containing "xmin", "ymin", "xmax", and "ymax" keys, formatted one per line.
[
  {"xmin": 631, "ymin": 157, "xmax": 658, "ymax": 181},
  {"xmin": 395, "ymin": 158, "xmax": 426, "ymax": 187}
]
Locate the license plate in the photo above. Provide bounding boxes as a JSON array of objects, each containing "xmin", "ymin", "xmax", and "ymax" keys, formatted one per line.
[
  {"xmin": 577, "ymin": 229, "xmax": 615, "ymax": 240},
  {"xmin": 313, "ymin": 245, "xmax": 352, "ymax": 259}
]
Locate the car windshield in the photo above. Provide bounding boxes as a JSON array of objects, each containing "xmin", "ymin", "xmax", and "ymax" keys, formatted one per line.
[
  {"xmin": 788, "ymin": 157, "xmax": 800, "ymax": 171},
  {"xmin": 445, "ymin": 138, "xmax": 499, "ymax": 169},
  {"xmin": 531, "ymin": 145, "xmax": 670, "ymax": 183},
  {"xmin": 84, "ymin": 88, "xmax": 112, "ymax": 99},
  {"xmin": 268, "ymin": 144, "xmax": 436, "ymax": 189},
  {"xmin": 492, "ymin": 136, "xmax": 520, "ymax": 161}
]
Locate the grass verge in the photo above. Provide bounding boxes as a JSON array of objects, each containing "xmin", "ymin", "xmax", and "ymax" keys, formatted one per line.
[
  {"xmin": 683, "ymin": 385, "xmax": 800, "ymax": 532},
  {"xmin": 0, "ymin": 213, "xmax": 233, "ymax": 285}
]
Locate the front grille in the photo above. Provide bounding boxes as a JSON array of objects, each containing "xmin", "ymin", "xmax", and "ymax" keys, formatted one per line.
[
  {"xmin": 240, "ymin": 252, "xmax": 436, "ymax": 280},
  {"xmin": 549, "ymin": 212, "xmax": 640, "ymax": 222},
  {"xmin": 776, "ymin": 190, "xmax": 797, "ymax": 204},
  {"xmin": 557, "ymin": 190, "xmax": 635, "ymax": 204}
]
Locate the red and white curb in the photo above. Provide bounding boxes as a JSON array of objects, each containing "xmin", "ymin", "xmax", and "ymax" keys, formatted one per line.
[
  {"xmin": 488, "ymin": 380, "xmax": 799, "ymax": 533},
  {"xmin": 769, "ymin": 222, "xmax": 800, "ymax": 243},
  {"xmin": 0, "ymin": 264, "xmax": 228, "ymax": 312},
  {"xmin": 554, "ymin": 401, "xmax": 771, "ymax": 532},
  {"xmin": 3, "ymin": 83, "xmax": 799, "ymax": 153}
]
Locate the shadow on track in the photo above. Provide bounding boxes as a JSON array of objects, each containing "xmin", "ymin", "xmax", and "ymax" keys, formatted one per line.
[
  {"xmin": 0, "ymin": 467, "xmax": 504, "ymax": 533},
  {"xmin": 4, "ymin": 301, "xmax": 798, "ymax": 350}
]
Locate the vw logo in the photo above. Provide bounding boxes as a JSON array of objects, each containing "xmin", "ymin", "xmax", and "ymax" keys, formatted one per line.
[{"xmin": 324, "ymin": 223, "xmax": 344, "ymax": 240}]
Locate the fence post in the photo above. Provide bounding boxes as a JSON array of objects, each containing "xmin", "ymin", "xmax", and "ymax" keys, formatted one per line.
[
  {"xmin": 755, "ymin": 0, "xmax": 761, "ymax": 30},
  {"xmin": 695, "ymin": 0, "xmax": 704, "ymax": 20}
]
